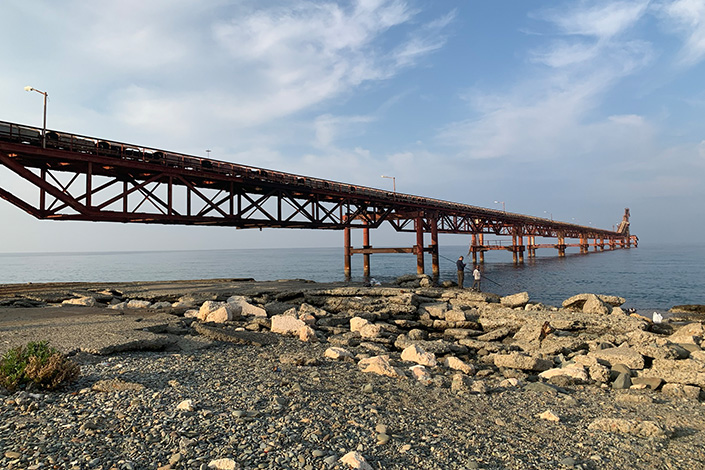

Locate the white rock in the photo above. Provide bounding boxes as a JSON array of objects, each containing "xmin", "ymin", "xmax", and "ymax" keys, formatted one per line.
[
  {"xmin": 107, "ymin": 301, "xmax": 127, "ymax": 310},
  {"xmin": 206, "ymin": 306, "xmax": 234, "ymax": 323},
  {"xmin": 539, "ymin": 365, "xmax": 589, "ymax": 382},
  {"xmin": 208, "ymin": 458, "xmax": 239, "ymax": 470},
  {"xmin": 499, "ymin": 377, "xmax": 520, "ymax": 387},
  {"xmin": 227, "ymin": 296, "xmax": 266, "ymax": 317},
  {"xmin": 339, "ymin": 451, "xmax": 373, "ymax": 470},
  {"xmin": 442, "ymin": 356, "xmax": 475, "ymax": 375},
  {"xmin": 127, "ymin": 299, "xmax": 152, "ymax": 309},
  {"xmin": 63, "ymin": 296, "xmax": 96, "ymax": 307},
  {"xmin": 409, "ymin": 365, "xmax": 432, "ymax": 384},
  {"xmin": 199, "ymin": 301, "xmax": 227, "ymax": 321},
  {"xmin": 401, "ymin": 344, "xmax": 437, "ymax": 367},
  {"xmin": 350, "ymin": 317, "xmax": 370, "ymax": 332},
  {"xmin": 298, "ymin": 325, "xmax": 317, "ymax": 342},
  {"xmin": 271, "ymin": 315, "xmax": 306, "ymax": 335},
  {"xmin": 176, "ymin": 399, "xmax": 194, "ymax": 412},
  {"xmin": 358, "ymin": 355, "xmax": 400, "ymax": 378},
  {"xmin": 325, "ymin": 347, "xmax": 353, "ymax": 360},
  {"xmin": 539, "ymin": 410, "xmax": 560, "ymax": 422}
]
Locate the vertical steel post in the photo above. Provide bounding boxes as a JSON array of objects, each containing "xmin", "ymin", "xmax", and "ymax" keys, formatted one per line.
[
  {"xmin": 479, "ymin": 233, "xmax": 485, "ymax": 264},
  {"xmin": 39, "ymin": 168, "xmax": 46, "ymax": 214},
  {"xmin": 415, "ymin": 216, "xmax": 425, "ymax": 274},
  {"xmin": 86, "ymin": 162, "xmax": 92, "ymax": 208},
  {"xmin": 344, "ymin": 225, "xmax": 352, "ymax": 278},
  {"xmin": 512, "ymin": 234, "xmax": 518, "ymax": 264},
  {"xmin": 363, "ymin": 222, "xmax": 370, "ymax": 278},
  {"xmin": 430, "ymin": 218, "xmax": 439, "ymax": 277},
  {"xmin": 558, "ymin": 233, "xmax": 566, "ymax": 257},
  {"xmin": 471, "ymin": 233, "xmax": 478, "ymax": 265}
]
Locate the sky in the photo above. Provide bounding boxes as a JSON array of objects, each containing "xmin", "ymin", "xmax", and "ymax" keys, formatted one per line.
[{"xmin": 0, "ymin": 0, "xmax": 704, "ymax": 253}]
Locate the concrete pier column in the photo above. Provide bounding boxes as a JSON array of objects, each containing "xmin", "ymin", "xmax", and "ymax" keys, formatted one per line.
[
  {"xmin": 430, "ymin": 218, "xmax": 439, "ymax": 277},
  {"xmin": 363, "ymin": 223, "xmax": 370, "ymax": 278},
  {"xmin": 517, "ymin": 233, "xmax": 524, "ymax": 263},
  {"xmin": 344, "ymin": 226, "xmax": 352, "ymax": 278},
  {"xmin": 415, "ymin": 216, "xmax": 425, "ymax": 274},
  {"xmin": 479, "ymin": 233, "xmax": 485, "ymax": 264}
]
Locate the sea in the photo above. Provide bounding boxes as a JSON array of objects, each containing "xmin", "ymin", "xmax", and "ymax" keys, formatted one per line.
[{"xmin": 0, "ymin": 243, "xmax": 702, "ymax": 314}]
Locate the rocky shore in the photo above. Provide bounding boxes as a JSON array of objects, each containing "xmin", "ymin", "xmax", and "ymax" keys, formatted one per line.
[{"xmin": 1, "ymin": 275, "xmax": 704, "ymax": 470}]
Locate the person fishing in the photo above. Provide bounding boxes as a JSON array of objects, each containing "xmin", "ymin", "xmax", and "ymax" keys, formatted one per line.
[
  {"xmin": 456, "ymin": 256, "xmax": 466, "ymax": 288},
  {"xmin": 472, "ymin": 265, "xmax": 481, "ymax": 291}
]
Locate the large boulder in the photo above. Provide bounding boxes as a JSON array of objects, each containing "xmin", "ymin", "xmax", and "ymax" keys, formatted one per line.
[
  {"xmin": 639, "ymin": 358, "xmax": 705, "ymax": 388},
  {"xmin": 358, "ymin": 355, "xmax": 401, "ymax": 378},
  {"xmin": 227, "ymin": 296, "xmax": 266, "ymax": 317},
  {"xmin": 270, "ymin": 315, "xmax": 306, "ymax": 335},
  {"xmin": 588, "ymin": 346, "xmax": 645, "ymax": 370},
  {"xmin": 401, "ymin": 344, "xmax": 437, "ymax": 367},
  {"xmin": 198, "ymin": 301, "xmax": 236, "ymax": 323},
  {"xmin": 63, "ymin": 296, "xmax": 97, "ymax": 307},
  {"xmin": 563, "ymin": 293, "xmax": 625, "ymax": 309},
  {"xmin": 501, "ymin": 292, "xmax": 530, "ymax": 309}
]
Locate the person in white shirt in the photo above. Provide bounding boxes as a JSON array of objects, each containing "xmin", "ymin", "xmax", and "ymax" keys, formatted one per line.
[{"xmin": 472, "ymin": 265, "xmax": 481, "ymax": 291}]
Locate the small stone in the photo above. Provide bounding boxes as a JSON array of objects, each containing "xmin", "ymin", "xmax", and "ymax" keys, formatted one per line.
[
  {"xmin": 376, "ymin": 433, "xmax": 390, "ymax": 445},
  {"xmin": 177, "ymin": 399, "xmax": 195, "ymax": 411},
  {"xmin": 539, "ymin": 410, "xmax": 560, "ymax": 422},
  {"xmin": 612, "ymin": 372, "xmax": 632, "ymax": 390}
]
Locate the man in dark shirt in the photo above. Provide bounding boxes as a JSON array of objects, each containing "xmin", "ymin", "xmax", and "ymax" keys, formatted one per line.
[{"xmin": 456, "ymin": 256, "xmax": 466, "ymax": 288}]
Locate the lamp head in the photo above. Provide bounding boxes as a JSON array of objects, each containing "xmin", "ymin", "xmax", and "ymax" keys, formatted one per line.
[{"xmin": 24, "ymin": 86, "xmax": 34, "ymax": 92}]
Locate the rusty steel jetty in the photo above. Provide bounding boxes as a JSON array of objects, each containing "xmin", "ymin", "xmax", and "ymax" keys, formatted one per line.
[{"xmin": 0, "ymin": 120, "xmax": 637, "ymax": 278}]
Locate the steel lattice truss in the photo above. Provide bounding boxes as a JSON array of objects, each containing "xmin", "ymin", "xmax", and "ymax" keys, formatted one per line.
[{"xmin": 0, "ymin": 120, "xmax": 634, "ymax": 244}]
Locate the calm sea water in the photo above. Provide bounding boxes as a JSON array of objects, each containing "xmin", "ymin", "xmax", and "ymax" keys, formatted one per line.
[{"xmin": 0, "ymin": 243, "xmax": 702, "ymax": 312}]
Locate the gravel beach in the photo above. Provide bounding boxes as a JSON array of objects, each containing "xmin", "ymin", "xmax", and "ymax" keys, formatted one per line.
[{"xmin": 1, "ymin": 278, "xmax": 704, "ymax": 470}]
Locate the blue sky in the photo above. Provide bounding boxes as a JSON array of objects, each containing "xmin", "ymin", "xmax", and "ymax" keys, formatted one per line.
[{"xmin": 1, "ymin": 0, "xmax": 704, "ymax": 252}]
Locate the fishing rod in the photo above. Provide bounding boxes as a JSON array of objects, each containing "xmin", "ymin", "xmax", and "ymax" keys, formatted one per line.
[{"xmin": 438, "ymin": 253, "xmax": 502, "ymax": 286}]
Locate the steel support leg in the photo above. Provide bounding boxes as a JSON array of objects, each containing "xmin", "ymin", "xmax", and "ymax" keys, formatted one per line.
[
  {"xmin": 430, "ymin": 219, "xmax": 439, "ymax": 277},
  {"xmin": 344, "ymin": 226, "xmax": 351, "ymax": 278},
  {"xmin": 415, "ymin": 216, "xmax": 425, "ymax": 275},
  {"xmin": 363, "ymin": 224, "xmax": 370, "ymax": 278}
]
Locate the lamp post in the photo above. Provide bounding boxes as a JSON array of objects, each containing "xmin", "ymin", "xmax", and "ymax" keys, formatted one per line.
[
  {"xmin": 24, "ymin": 86, "xmax": 48, "ymax": 149},
  {"xmin": 206, "ymin": 149, "xmax": 211, "ymax": 159},
  {"xmin": 494, "ymin": 200, "xmax": 505, "ymax": 212},
  {"xmin": 381, "ymin": 175, "xmax": 396, "ymax": 193},
  {"xmin": 544, "ymin": 210, "xmax": 553, "ymax": 220}
]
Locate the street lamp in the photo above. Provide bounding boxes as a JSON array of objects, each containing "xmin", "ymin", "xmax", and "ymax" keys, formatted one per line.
[
  {"xmin": 206, "ymin": 149, "xmax": 211, "ymax": 159},
  {"xmin": 544, "ymin": 210, "xmax": 553, "ymax": 220},
  {"xmin": 381, "ymin": 175, "xmax": 396, "ymax": 193},
  {"xmin": 494, "ymin": 200, "xmax": 505, "ymax": 212},
  {"xmin": 24, "ymin": 86, "xmax": 48, "ymax": 149}
]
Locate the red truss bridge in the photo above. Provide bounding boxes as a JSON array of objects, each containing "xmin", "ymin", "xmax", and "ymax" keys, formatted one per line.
[{"xmin": 0, "ymin": 120, "xmax": 637, "ymax": 277}]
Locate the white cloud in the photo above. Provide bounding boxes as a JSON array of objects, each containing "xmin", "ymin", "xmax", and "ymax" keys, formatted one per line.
[
  {"xmin": 442, "ymin": 1, "xmax": 654, "ymax": 161},
  {"xmin": 541, "ymin": 0, "xmax": 649, "ymax": 39},
  {"xmin": 658, "ymin": 0, "xmax": 705, "ymax": 66},
  {"xmin": 313, "ymin": 114, "xmax": 375, "ymax": 148}
]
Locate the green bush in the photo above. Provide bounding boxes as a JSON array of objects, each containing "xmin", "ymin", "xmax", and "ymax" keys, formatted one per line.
[{"xmin": 0, "ymin": 341, "xmax": 80, "ymax": 392}]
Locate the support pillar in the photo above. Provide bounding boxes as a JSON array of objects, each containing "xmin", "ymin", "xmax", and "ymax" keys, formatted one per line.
[
  {"xmin": 557, "ymin": 233, "xmax": 566, "ymax": 257},
  {"xmin": 517, "ymin": 233, "xmax": 524, "ymax": 264},
  {"xmin": 430, "ymin": 218, "xmax": 439, "ymax": 277},
  {"xmin": 344, "ymin": 226, "xmax": 351, "ymax": 278},
  {"xmin": 479, "ymin": 233, "xmax": 485, "ymax": 264},
  {"xmin": 512, "ymin": 234, "xmax": 518, "ymax": 264},
  {"xmin": 415, "ymin": 216, "xmax": 425, "ymax": 275},
  {"xmin": 471, "ymin": 233, "xmax": 478, "ymax": 265},
  {"xmin": 363, "ymin": 223, "xmax": 370, "ymax": 278}
]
